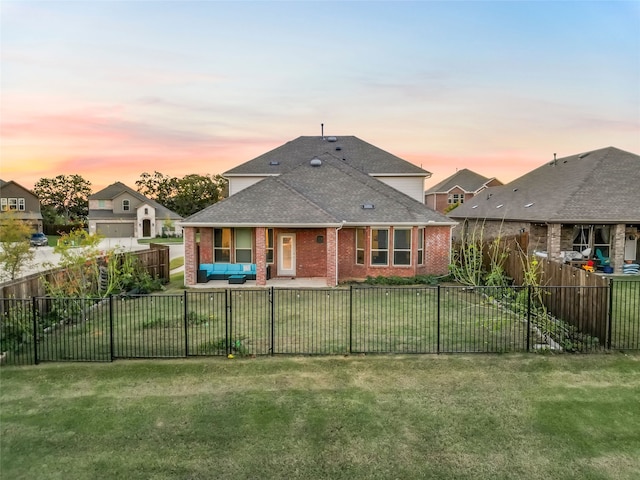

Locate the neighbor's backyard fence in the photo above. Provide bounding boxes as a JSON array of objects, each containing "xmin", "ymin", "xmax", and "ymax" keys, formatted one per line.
[
  {"xmin": 2, "ymin": 280, "xmax": 638, "ymax": 366},
  {"xmin": 0, "ymin": 244, "xmax": 170, "ymax": 300}
]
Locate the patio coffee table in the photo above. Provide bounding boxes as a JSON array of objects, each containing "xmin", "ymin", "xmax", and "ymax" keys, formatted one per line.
[{"xmin": 228, "ymin": 274, "xmax": 247, "ymax": 284}]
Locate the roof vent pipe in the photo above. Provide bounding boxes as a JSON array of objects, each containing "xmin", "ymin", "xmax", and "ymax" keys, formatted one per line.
[{"xmin": 321, "ymin": 123, "xmax": 324, "ymax": 140}]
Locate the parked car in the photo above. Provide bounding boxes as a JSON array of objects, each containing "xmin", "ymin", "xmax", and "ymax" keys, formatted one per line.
[{"xmin": 30, "ymin": 232, "xmax": 48, "ymax": 247}]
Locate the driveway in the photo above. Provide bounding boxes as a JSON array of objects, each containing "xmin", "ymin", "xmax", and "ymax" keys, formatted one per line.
[{"xmin": 1, "ymin": 238, "xmax": 184, "ymax": 283}]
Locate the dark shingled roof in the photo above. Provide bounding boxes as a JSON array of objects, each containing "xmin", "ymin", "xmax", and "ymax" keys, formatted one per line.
[
  {"xmin": 425, "ymin": 169, "xmax": 499, "ymax": 194},
  {"xmin": 224, "ymin": 136, "xmax": 430, "ymax": 177},
  {"xmin": 183, "ymin": 154, "xmax": 453, "ymax": 227},
  {"xmin": 449, "ymin": 147, "xmax": 640, "ymax": 223}
]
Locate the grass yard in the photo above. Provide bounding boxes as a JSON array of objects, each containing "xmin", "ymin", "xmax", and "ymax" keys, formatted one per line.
[
  {"xmin": 137, "ymin": 237, "xmax": 184, "ymax": 245},
  {"xmin": 1, "ymin": 354, "xmax": 639, "ymax": 480},
  {"xmin": 169, "ymin": 256, "xmax": 184, "ymax": 271},
  {"xmin": 610, "ymin": 278, "xmax": 640, "ymax": 349}
]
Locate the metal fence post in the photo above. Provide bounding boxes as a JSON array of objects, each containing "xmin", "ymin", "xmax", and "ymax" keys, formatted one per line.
[
  {"xmin": 349, "ymin": 285, "xmax": 353, "ymax": 354},
  {"xmin": 270, "ymin": 286, "xmax": 275, "ymax": 356},
  {"xmin": 526, "ymin": 285, "xmax": 531, "ymax": 352},
  {"xmin": 436, "ymin": 285, "xmax": 441, "ymax": 354},
  {"xmin": 32, "ymin": 296, "xmax": 39, "ymax": 365},
  {"xmin": 607, "ymin": 278, "xmax": 614, "ymax": 350},
  {"xmin": 225, "ymin": 289, "xmax": 231, "ymax": 356},
  {"xmin": 109, "ymin": 294, "xmax": 115, "ymax": 361},
  {"xmin": 184, "ymin": 291, "xmax": 189, "ymax": 357}
]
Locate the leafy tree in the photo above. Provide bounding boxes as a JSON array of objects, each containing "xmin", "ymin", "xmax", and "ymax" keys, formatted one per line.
[
  {"xmin": 444, "ymin": 202, "xmax": 461, "ymax": 214},
  {"xmin": 33, "ymin": 174, "xmax": 92, "ymax": 223},
  {"xmin": 172, "ymin": 174, "xmax": 228, "ymax": 217},
  {"xmin": 40, "ymin": 205, "xmax": 60, "ymax": 227},
  {"xmin": 0, "ymin": 213, "xmax": 35, "ymax": 280},
  {"xmin": 135, "ymin": 171, "xmax": 177, "ymax": 207},
  {"xmin": 135, "ymin": 172, "xmax": 228, "ymax": 217}
]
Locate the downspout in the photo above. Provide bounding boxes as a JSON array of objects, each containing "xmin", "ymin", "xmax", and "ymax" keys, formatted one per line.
[{"xmin": 335, "ymin": 221, "xmax": 346, "ymax": 286}]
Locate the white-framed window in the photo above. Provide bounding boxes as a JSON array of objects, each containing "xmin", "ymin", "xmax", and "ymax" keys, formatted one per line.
[
  {"xmin": 214, "ymin": 228, "xmax": 231, "ymax": 262},
  {"xmin": 371, "ymin": 228, "xmax": 388, "ymax": 266},
  {"xmin": 448, "ymin": 193, "xmax": 465, "ymax": 204},
  {"xmin": 18, "ymin": 198, "xmax": 25, "ymax": 211},
  {"xmin": 266, "ymin": 228, "xmax": 274, "ymax": 263},
  {"xmin": 122, "ymin": 199, "xmax": 130, "ymax": 211},
  {"xmin": 418, "ymin": 227, "xmax": 424, "ymax": 265},
  {"xmin": 98, "ymin": 200, "xmax": 106, "ymax": 208},
  {"xmin": 393, "ymin": 228, "xmax": 412, "ymax": 266},
  {"xmin": 235, "ymin": 228, "xmax": 252, "ymax": 263},
  {"xmin": 1, "ymin": 198, "xmax": 7, "ymax": 211},
  {"xmin": 8, "ymin": 198, "xmax": 17, "ymax": 210},
  {"xmin": 356, "ymin": 228, "xmax": 365, "ymax": 265}
]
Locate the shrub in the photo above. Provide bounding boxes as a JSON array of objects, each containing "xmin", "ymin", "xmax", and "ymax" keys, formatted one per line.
[
  {"xmin": 197, "ymin": 335, "xmax": 248, "ymax": 355},
  {"xmin": 0, "ymin": 301, "xmax": 34, "ymax": 353}
]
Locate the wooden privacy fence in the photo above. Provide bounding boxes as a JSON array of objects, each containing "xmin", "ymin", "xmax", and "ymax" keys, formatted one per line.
[
  {"xmin": 0, "ymin": 243, "xmax": 170, "ymax": 300},
  {"xmin": 501, "ymin": 246, "xmax": 610, "ymax": 345}
]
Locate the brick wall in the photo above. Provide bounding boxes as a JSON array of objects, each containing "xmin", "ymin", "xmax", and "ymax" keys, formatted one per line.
[
  {"xmin": 186, "ymin": 224, "xmax": 452, "ymax": 285},
  {"xmin": 337, "ymin": 228, "xmax": 369, "ymax": 280},
  {"xmin": 184, "ymin": 227, "xmax": 197, "ymax": 285},
  {"xmin": 337, "ymin": 226, "xmax": 451, "ymax": 282},
  {"xmin": 325, "ymin": 227, "xmax": 337, "ymax": 286},
  {"xmin": 547, "ymin": 224, "xmax": 562, "ymax": 261},
  {"xmin": 423, "ymin": 225, "xmax": 451, "ymax": 274},
  {"xmin": 255, "ymin": 226, "xmax": 266, "ymax": 285},
  {"xmin": 199, "ymin": 228, "xmax": 214, "ymax": 263},
  {"xmin": 611, "ymin": 224, "xmax": 626, "ymax": 273},
  {"xmin": 427, "ymin": 188, "xmax": 481, "ymax": 214},
  {"xmin": 284, "ymin": 228, "xmax": 327, "ymax": 278}
]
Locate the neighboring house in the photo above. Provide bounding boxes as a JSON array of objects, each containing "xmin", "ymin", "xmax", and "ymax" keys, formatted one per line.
[
  {"xmin": 425, "ymin": 169, "xmax": 502, "ymax": 213},
  {"xmin": 449, "ymin": 147, "xmax": 640, "ymax": 273},
  {"xmin": 88, "ymin": 182, "xmax": 183, "ymax": 238},
  {"xmin": 0, "ymin": 179, "xmax": 44, "ymax": 232},
  {"xmin": 181, "ymin": 135, "xmax": 456, "ymax": 287}
]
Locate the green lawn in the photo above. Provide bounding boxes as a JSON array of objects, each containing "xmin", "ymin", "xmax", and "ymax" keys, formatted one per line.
[
  {"xmin": 611, "ymin": 278, "xmax": 640, "ymax": 349},
  {"xmin": 1, "ymin": 354, "xmax": 639, "ymax": 479},
  {"xmin": 169, "ymin": 256, "xmax": 184, "ymax": 270},
  {"xmin": 137, "ymin": 237, "xmax": 184, "ymax": 244}
]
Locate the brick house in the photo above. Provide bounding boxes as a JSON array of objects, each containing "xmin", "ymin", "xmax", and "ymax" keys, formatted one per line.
[
  {"xmin": 181, "ymin": 135, "xmax": 456, "ymax": 286},
  {"xmin": 424, "ymin": 169, "xmax": 502, "ymax": 213},
  {"xmin": 449, "ymin": 147, "xmax": 640, "ymax": 273},
  {"xmin": 0, "ymin": 179, "xmax": 44, "ymax": 232},
  {"xmin": 88, "ymin": 182, "xmax": 183, "ymax": 238}
]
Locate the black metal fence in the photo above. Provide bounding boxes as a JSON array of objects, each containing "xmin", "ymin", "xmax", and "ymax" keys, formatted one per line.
[{"xmin": 1, "ymin": 280, "xmax": 639, "ymax": 366}]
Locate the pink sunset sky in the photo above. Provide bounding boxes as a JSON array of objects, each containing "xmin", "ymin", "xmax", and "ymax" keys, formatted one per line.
[{"xmin": 2, "ymin": 1, "xmax": 639, "ymax": 193}]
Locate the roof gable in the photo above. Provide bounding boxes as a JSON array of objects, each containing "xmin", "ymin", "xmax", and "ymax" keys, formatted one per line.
[
  {"xmin": 0, "ymin": 180, "xmax": 38, "ymax": 199},
  {"xmin": 425, "ymin": 169, "xmax": 500, "ymax": 194},
  {"xmin": 450, "ymin": 147, "xmax": 640, "ymax": 223},
  {"xmin": 224, "ymin": 136, "xmax": 431, "ymax": 177}
]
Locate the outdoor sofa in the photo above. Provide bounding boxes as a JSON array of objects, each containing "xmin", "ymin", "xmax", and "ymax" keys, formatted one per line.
[{"xmin": 199, "ymin": 263, "xmax": 257, "ymax": 281}]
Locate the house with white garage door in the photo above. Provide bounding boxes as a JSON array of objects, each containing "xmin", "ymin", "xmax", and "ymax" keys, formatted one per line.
[{"xmin": 88, "ymin": 182, "xmax": 182, "ymax": 238}]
